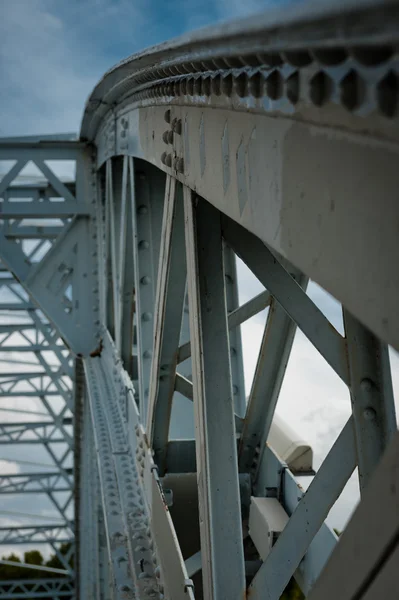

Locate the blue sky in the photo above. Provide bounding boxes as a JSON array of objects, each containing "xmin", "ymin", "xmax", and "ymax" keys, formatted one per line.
[{"xmin": 0, "ymin": 0, "xmax": 294, "ymax": 137}]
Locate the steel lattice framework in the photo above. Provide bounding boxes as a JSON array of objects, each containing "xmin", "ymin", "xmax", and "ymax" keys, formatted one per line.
[{"xmin": 1, "ymin": 1, "xmax": 399, "ymax": 598}]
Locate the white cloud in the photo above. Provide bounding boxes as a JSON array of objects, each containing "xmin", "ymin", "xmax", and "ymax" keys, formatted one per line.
[
  {"xmin": 236, "ymin": 257, "xmax": 399, "ymax": 530},
  {"xmin": 0, "ymin": 1, "xmax": 103, "ymax": 135}
]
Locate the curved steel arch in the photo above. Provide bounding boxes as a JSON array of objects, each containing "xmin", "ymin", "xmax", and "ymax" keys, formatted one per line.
[{"xmin": 81, "ymin": 0, "xmax": 399, "ymax": 352}]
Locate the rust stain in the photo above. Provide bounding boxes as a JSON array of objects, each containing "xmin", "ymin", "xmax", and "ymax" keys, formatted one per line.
[{"xmin": 90, "ymin": 338, "xmax": 103, "ymax": 358}]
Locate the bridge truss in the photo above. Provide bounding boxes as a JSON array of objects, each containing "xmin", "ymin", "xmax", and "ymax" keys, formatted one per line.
[{"xmin": 1, "ymin": 0, "xmax": 399, "ymax": 598}]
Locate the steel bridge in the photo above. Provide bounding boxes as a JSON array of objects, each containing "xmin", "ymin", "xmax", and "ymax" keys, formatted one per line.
[{"xmin": 1, "ymin": 1, "xmax": 399, "ymax": 598}]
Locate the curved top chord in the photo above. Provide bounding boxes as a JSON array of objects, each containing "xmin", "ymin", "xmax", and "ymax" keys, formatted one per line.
[
  {"xmin": 80, "ymin": 0, "xmax": 399, "ymax": 351},
  {"xmin": 81, "ymin": 0, "xmax": 399, "ymax": 141}
]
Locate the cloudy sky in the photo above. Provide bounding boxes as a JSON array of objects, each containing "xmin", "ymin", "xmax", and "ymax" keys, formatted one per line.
[{"xmin": 1, "ymin": 0, "xmax": 398, "ymax": 564}]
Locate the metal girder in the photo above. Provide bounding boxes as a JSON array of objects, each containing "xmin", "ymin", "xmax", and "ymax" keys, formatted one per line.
[
  {"xmin": 183, "ymin": 188, "xmax": 245, "ymax": 599},
  {"xmin": 0, "ymin": 525, "xmax": 73, "ymax": 545},
  {"xmin": 0, "ymin": 523, "xmax": 74, "ymax": 576},
  {"xmin": 73, "ymin": 143, "xmax": 397, "ymax": 600},
  {"xmin": 221, "ymin": 214, "xmax": 349, "ymax": 384},
  {"xmin": 128, "ymin": 159, "xmax": 165, "ymax": 421},
  {"xmin": 0, "ymin": 391, "xmax": 69, "ymax": 398},
  {"xmin": 82, "ymin": 0, "xmax": 399, "ymax": 353},
  {"xmin": 0, "ymin": 218, "xmax": 96, "ymax": 355},
  {"xmin": 0, "ymin": 578, "xmax": 74, "ymax": 600},
  {"xmin": 82, "ymin": 332, "xmax": 194, "ymax": 600},
  {"xmin": 343, "ymin": 310, "xmax": 397, "ymax": 492},
  {"xmin": 250, "ymin": 418, "xmax": 356, "ymax": 599},
  {"xmin": 0, "ymin": 420, "xmax": 72, "ymax": 445},
  {"xmin": 0, "ymin": 345, "xmax": 67, "ymax": 353},
  {"xmin": 0, "ymin": 142, "xmax": 84, "ymax": 598},
  {"xmin": 0, "ymin": 145, "xmax": 97, "ymax": 356},
  {"xmin": 176, "ymin": 289, "xmax": 271, "ymax": 364},
  {"xmin": 5, "ymin": 225, "xmax": 64, "ymax": 239},
  {"xmin": 80, "ymin": 148, "xmax": 397, "ymax": 599},
  {"xmin": 0, "ymin": 561, "xmax": 69, "ymax": 578},
  {"xmin": 308, "ymin": 430, "xmax": 399, "ymax": 600},
  {"xmin": 0, "ymin": 471, "xmax": 72, "ymax": 494},
  {"xmin": 147, "ymin": 175, "xmax": 187, "ymax": 472}
]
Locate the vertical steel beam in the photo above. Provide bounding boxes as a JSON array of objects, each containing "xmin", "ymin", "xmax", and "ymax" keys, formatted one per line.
[
  {"xmin": 184, "ymin": 189, "xmax": 245, "ymax": 599},
  {"xmin": 109, "ymin": 157, "xmax": 126, "ymax": 351},
  {"xmin": 223, "ymin": 245, "xmax": 246, "ymax": 417},
  {"xmin": 106, "ymin": 159, "xmax": 116, "ymax": 338},
  {"xmin": 344, "ymin": 310, "xmax": 397, "ymax": 491},
  {"xmin": 119, "ymin": 158, "xmax": 135, "ymax": 374},
  {"xmin": 129, "ymin": 158, "xmax": 164, "ymax": 423},
  {"xmin": 147, "ymin": 177, "xmax": 187, "ymax": 473}
]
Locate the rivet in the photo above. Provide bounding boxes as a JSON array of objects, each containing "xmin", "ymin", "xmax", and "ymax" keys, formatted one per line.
[
  {"xmin": 164, "ymin": 109, "xmax": 171, "ymax": 123},
  {"xmin": 360, "ymin": 378, "xmax": 373, "ymax": 393},
  {"xmin": 222, "ymin": 74, "xmax": 233, "ymax": 96},
  {"xmin": 138, "ymin": 240, "xmax": 149, "ymax": 250},
  {"xmin": 162, "ymin": 131, "xmax": 169, "ymax": 144},
  {"xmin": 175, "ymin": 157, "xmax": 184, "ymax": 173},
  {"xmin": 172, "ymin": 118, "xmax": 182, "ymax": 135},
  {"xmin": 187, "ymin": 77, "xmax": 194, "ymax": 96},
  {"xmin": 138, "ymin": 571, "xmax": 151, "ymax": 579},
  {"xmin": 363, "ymin": 407, "xmax": 376, "ymax": 421},
  {"xmin": 143, "ymin": 350, "xmax": 152, "ymax": 359},
  {"xmin": 140, "ymin": 276, "xmax": 151, "ymax": 285},
  {"xmin": 142, "ymin": 312, "xmax": 152, "ymax": 322},
  {"xmin": 212, "ymin": 74, "xmax": 221, "ymax": 95}
]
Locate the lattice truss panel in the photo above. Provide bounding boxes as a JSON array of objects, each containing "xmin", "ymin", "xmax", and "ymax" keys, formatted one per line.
[
  {"xmin": 74, "ymin": 148, "xmax": 398, "ymax": 600},
  {"xmin": 0, "ymin": 135, "xmax": 97, "ymax": 598},
  {"xmin": 0, "ymin": 577, "xmax": 74, "ymax": 599}
]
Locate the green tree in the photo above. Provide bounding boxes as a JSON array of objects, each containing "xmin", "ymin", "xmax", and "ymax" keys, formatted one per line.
[
  {"xmin": 24, "ymin": 549, "xmax": 44, "ymax": 566},
  {"xmin": 280, "ymin": 577, "xmax": 305, "ymax": 600},
  {"xmin": 0, "ymin": 552, "xmax": 22, "ymax": 579}
]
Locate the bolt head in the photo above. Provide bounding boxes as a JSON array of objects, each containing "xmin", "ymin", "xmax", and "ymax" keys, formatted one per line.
[
  {"xmin": 363, "ymin": 407, "xmax": 377, "ymax": 421},
  {"xmin": 360, "ymin": 378, "xmax": 373, "ymax": 393}
]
